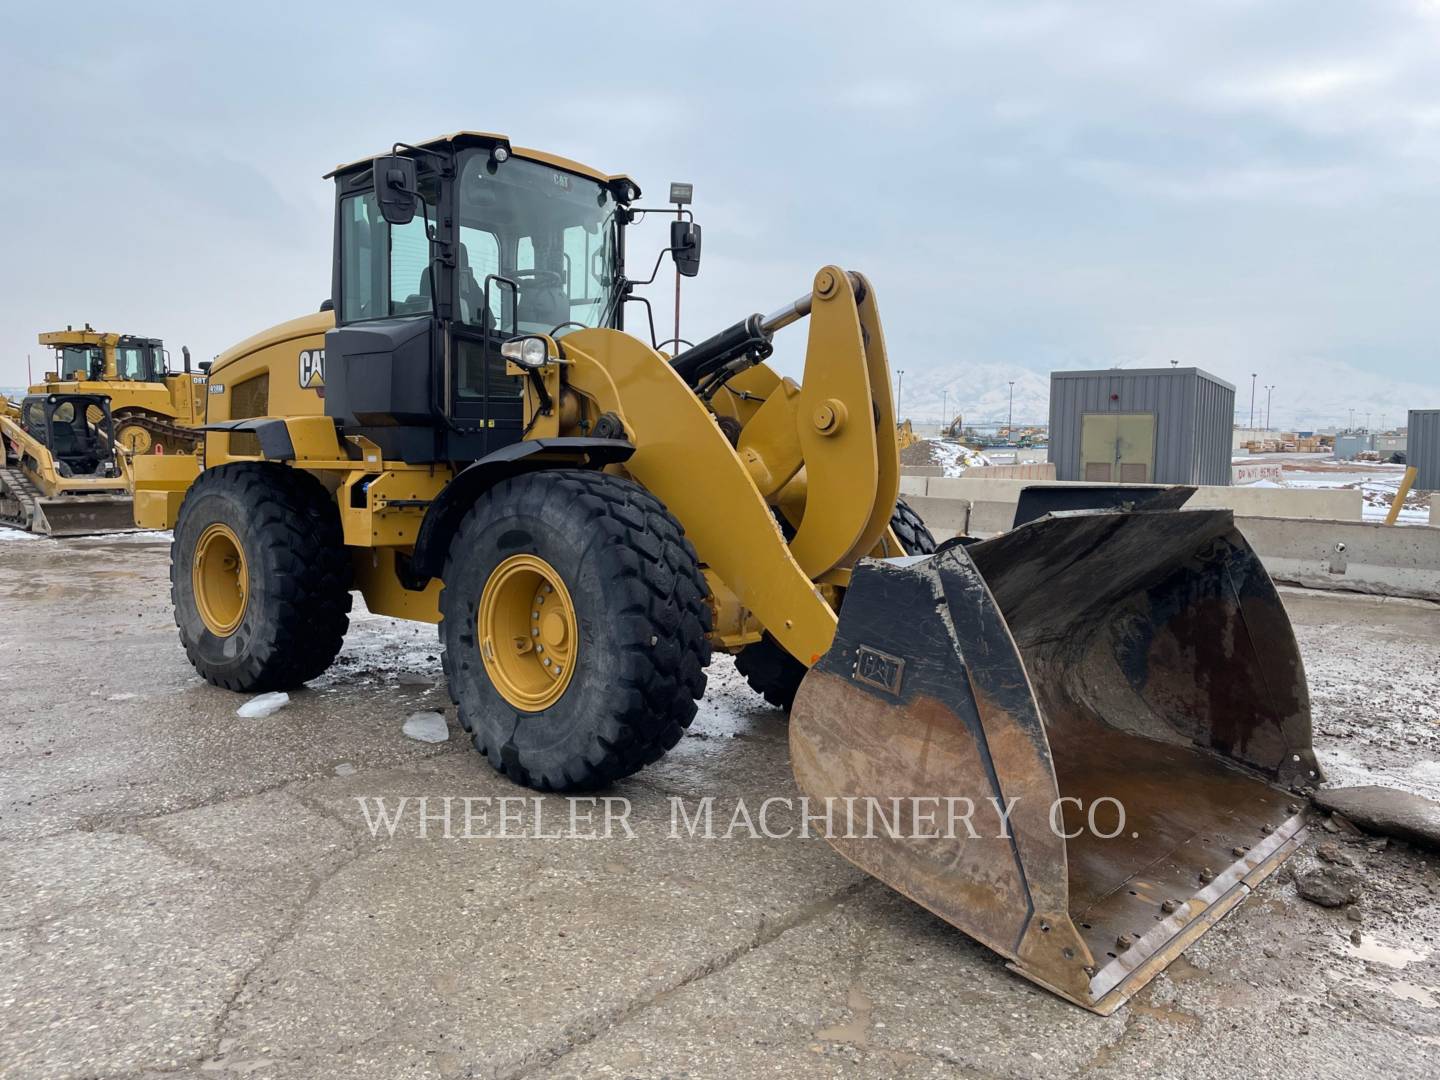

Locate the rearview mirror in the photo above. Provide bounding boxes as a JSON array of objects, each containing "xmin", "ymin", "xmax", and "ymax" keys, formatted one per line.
[
  {"xmin": 375, "ymin": 155, "xmax": 418, "ymax": 226},
  {"xmin": 671, "ymin": 220, "xmax": 702, "ymax": 278}
]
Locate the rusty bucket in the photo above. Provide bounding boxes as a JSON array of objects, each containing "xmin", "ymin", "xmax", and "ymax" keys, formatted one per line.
[{"xmin": 790, "ymin": 504, "xmax": 1321, "ymax": 1013}]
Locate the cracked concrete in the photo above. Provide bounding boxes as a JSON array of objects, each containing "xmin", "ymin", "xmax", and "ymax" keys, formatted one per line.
[{"xmin": 1, "ymin": 534, "xmax": 1438, "ymax": 1079}]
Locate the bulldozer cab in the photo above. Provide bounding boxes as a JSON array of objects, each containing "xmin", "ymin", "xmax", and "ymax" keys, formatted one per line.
[
  {"xmin": 323, "ymin": 133, "xmax": 638, "ymax": 464},
  {"xmin": 56, "ymin": 342, "xmax": 106, "ymax": 381},
  {"xmin": 41, "ymin": 330, "xmax": 168, "ymax": 384},
  {"xmin": 113, "ymin": 336, "xmax": 168, "ymax": 382}
]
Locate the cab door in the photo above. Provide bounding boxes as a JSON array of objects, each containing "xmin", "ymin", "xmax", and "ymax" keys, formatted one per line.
[{"xmin": 447, "ymin": 225, "xmax": 525, "ymax": 454}]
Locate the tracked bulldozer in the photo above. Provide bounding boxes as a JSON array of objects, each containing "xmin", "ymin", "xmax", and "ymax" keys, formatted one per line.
[
  {"xmin": 140, "ymin": 132, "xmax": 1320, "ymax": 1013},
  {"xmin": 34, "ymin": 326, "xmax": 206, "ymax": 454},
  {"xmin": 0, "ymin": 392, "xmax": 133, "ymax": 535}
]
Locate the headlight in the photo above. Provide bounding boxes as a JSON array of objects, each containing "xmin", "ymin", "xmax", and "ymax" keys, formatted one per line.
[{"xmin": 500, "ymin": 336, "xmax": 550, "ymax": 370}]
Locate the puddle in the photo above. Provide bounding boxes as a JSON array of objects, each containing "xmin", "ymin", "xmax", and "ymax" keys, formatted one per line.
[
  {"xmin": 815, "ymin": 986, "xmax": 873, "ymax": 1046},
  {"xmin": 1344, "ymin": 936, "xmax": 1428, "ymax": 969},
  {"xmin": 1340, "ymin": 936, "xmax": 1439, "ymax": 1010},
  {"xmin": 1385, "ymin": 982, "xmax": 1439, "ymax": 1009}
]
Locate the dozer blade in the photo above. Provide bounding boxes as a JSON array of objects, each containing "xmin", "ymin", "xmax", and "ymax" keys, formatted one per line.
[
  {"xmin": 790, "ymin": 506, "xmax": 1321, "ymax": 1014},
  {"xmin": 31, "ymin": 495, "xmax": 137, "ymax": 537}
]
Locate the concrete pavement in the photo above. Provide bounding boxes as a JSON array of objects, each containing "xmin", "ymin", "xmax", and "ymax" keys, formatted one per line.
[{"xmin": 1, "ymin": 532, "xmax": 1438, "ymax": 1079}]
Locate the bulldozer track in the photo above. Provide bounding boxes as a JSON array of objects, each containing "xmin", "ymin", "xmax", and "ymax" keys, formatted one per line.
[{"xmin": 112, "ymin": 409, "xmax": 202, "ymax": 455}]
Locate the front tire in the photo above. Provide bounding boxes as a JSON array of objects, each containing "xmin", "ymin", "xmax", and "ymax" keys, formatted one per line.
[
  {"xmin": 172, "ymin": 463, "xmax": 352, "ymax": 692},
  {"xmin": 439, "ymin": 470, "xmax": 711, "ymax": 791}
]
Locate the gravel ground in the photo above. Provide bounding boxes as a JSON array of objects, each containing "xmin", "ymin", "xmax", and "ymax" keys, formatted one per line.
[{"xmin": 0, "ymin": 531, "xmax": 1437, "ymax": 1079}]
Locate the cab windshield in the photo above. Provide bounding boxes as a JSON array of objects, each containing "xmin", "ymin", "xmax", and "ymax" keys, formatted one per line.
[
  {"xmin": 337, "ymin": 151, "xmax": 621, "ymax": 337},
  {"xmin": 57, "ymin": 345, "xmax": 103, "ymax": 380},
  {"xmin": 454, "ymin": 151, "xmax": 620, "ymax": 337}
]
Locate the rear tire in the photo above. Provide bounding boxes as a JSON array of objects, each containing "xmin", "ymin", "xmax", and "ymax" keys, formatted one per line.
[
  {"xmin": 172, "ymin": 463, "xmax": 352, "ymax": 692},
  {"xmin": 737, "ymin": 497, "xmax": 936, "ymax": 710},
  {"xmin": 439, "ymin": 470, "xmax": 711, "ymax": 791}
]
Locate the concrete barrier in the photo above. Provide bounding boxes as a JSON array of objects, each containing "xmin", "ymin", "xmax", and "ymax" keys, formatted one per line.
[
  {"xmin": 903, "ymin": 495, "xmax": 970, "ymax": 539},
  {"xmin": 1232, "ymin": 461, "xmax": 1284, "ymax": 484},
  {"xmin": 900, "ymin": 464, "xmax": 943, "ymax": 478},
  {"xmin": 898, "ymin": 476, "xmax": 1361, "ymax": 533},
  {"xmin": 899, "ymin": 471, "xmax": 1437, "ymax": 599},
  {"xmin": 963, "ymin": 462, "xmax": 1057, "ymax": 481},
  {"xmin": 1187, "ymin": 485, "xmax": 1360, "ymax": 520},
  {"xmin": 899, "ymin": 475, "xmax": 930, "ymax": 498},
  {"xmin": 1237, "ymin": 517, "xmax": 1440, "ymax": 602}
]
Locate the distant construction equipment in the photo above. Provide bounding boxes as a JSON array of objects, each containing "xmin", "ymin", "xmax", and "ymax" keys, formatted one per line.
[
  {"xmin": 33, "ymin": 326, "xmax": 206, "ymax": 454},
  {"xmin": 0, "ymin": 392, "xmax": 133, "ymax": 534}
]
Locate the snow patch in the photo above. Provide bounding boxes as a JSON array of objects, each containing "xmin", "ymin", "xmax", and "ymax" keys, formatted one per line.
[
  {"xmin": 930, "ymin": 439, "xmax": 992, "ymax": 476},
  {"xmin": 237, "ymin": 691, "xmax": 291, "ymax": 719},
  {"xmin": 402, "ymin": 711, "xmax": 450, "ymax": 743}
]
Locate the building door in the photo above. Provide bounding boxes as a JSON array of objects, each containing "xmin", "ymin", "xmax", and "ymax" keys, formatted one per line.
[{"xmin": 1080, "ymin": 412, "xmax": 1156, "ymax": 482}]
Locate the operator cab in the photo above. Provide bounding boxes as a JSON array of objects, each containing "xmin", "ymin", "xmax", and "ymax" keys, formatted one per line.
[
  {"xmin": 47, "ymin": 336, "xmax": 167, "ymax": 382},
  {"xmin": 19, "ymin": 394, "xmax": 119, "ymax": 478},
  {"xmin": 323, "ymin": 132, "xmax": 638, "ymax": 463},
  {"xmin": 114, "ymin": 336, "xmax": 168, "ymax": 381},
  {"xmin": 55, "ymin": 343, "xmax": 106, "ymax": 381}
]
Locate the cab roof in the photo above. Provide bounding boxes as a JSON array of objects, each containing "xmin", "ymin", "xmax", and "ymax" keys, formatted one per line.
[
  {"xmin": 326, "ymin": 131, "xmax": 640, "ymax": 198},
  {"xmin": 38, "ymin": 329, "xmax": 119, "ymax": 347}
]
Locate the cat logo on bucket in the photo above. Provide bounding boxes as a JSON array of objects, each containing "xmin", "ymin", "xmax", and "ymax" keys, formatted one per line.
[{"xmin": 299, "ymin": 349, "xmax": 325, "ymax": 391}]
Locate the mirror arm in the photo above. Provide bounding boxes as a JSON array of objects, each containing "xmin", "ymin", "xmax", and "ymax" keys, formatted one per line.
[
  {"xmin": 629, "ymin": 247, "xmax": 678, "ymax": 288},
  {"xmin": 621, "ymin": 294, "xmax": 660, "ymax": 350}
]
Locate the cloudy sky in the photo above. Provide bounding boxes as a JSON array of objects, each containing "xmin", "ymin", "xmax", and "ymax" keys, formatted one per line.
[{"xmin": 3, "ymin": 1, "xmax": 1438, "ymax": 428}]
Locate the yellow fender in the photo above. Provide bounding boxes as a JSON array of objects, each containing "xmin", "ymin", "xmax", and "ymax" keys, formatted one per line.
[{"xmin": 563, "ymin": 329, "xmax": 838, "ymax": 666}]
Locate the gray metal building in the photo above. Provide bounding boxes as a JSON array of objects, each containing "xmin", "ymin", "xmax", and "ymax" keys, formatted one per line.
[
  {"xmin": 1333, "ymin": 433, "xmax": 1374, "ymax": 461},
  {"xmin": 1374, "ymin": 434, "xmax": 1408, "ymax": 457},
  {"xmin": 1048, "ymin": 367, "xmax": 1236, "ymax": 485},
  {"xmin": 1410, "ymin": 409, "xmax": 1440, "ymax": 489}
]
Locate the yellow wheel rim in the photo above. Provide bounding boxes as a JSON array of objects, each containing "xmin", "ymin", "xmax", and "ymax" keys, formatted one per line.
[
  {"xmin": 478, "ymin": 554, "xmax": 578, "ymax": 711},
  {"xmin": 193, "ymin": 522, "xmax": 248, "ymax": 636},
  {"xmin": 118, "ymin": 424, "xmax": 152, "ymax": 455}
]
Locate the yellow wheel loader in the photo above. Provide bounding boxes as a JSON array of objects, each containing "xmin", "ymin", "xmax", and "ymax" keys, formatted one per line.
[
  {"xmin": 34, "ymin": 326, "xmax": 206, "ymax": 455},
  {"xmin": 0, "ymin": 392, "xmax": 133, "ymax": 535},
  {"xmin": 142, "ymin": 132, "xmax": 1321, "ymax": 1014}
]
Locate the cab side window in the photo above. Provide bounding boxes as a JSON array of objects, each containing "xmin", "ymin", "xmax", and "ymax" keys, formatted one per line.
[{"xmin": 338, "ymin": 191, "xmax": 436, "ymax": 323}]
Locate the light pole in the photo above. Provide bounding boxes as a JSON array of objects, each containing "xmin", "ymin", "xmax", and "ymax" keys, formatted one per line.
[
  {"xmin": 1248, "ymin": 373, "xmax": 1257, "ymax": 432},
  {"xmin": 896, "ymin": 369, "xmax": 905, "ymax": 415},
  {"xmin": 1007, "ymin": 380, "xmax": 1015, "ymax": 435},
  {"xmin": 1349, "ymin": 408, "xmax": 1355, "ymax": 432},
  {"xmin": 1265, "ymin": 385, "xmax": 1274, "ymax": 430},
  {"xmin": 941, "ymin": 389, "xmax": 948, "ymax": 431}
]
